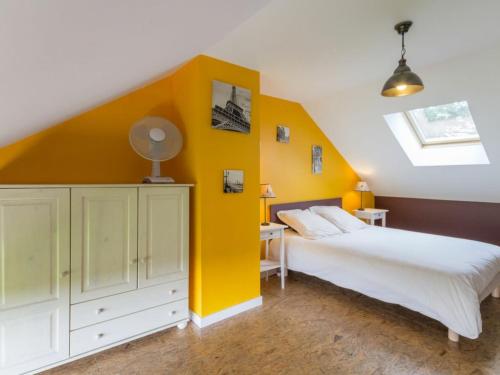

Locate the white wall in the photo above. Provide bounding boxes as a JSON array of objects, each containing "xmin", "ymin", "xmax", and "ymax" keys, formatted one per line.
[{"xmin": 306, "ymin": 44, "xmax": 500, "ymax": 203}]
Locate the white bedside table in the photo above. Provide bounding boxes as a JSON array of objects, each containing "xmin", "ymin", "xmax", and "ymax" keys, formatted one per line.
[
  {"xmin": 260, "ymin": 223, "xmax": 287, "ymax": 289},
  {"xmin": 354, "ymin": 208, "xmax": 389, "ymax": 227}
]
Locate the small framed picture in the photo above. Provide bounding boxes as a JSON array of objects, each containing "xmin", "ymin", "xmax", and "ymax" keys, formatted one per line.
[
  {"xmin": 223, "ymin": 170, "xmax": 244, "ymax": 193},
  {"xmin": 212, "ymin": 81, "xmax": 251, "ymax": 134},
  {"xmin": 312, "ymin": 145, "xmax": 322, "ymax": 174},
  {"xmin": 276, "ymin": 125, "xmax": 290, "ymax": 143}
]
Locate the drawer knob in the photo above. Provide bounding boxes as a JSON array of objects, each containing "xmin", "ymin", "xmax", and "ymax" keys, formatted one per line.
[
  {"xmin": 61, "ymin": 270, "xmax": 70, "ymax": 278},
  {"xmin": 96, "ymin": 308, "xmax": 105, "ymax": 314},
  {"xmin": 96, "ymin": 333, "xmax": 105, "ymax": 339},
  {"xmin": 169, "ymin": 310, "xmax": 177, "ymax": 317},
  {"xmin": 169, "ymin": 289, "xmax": 176, "ymax": 295}
]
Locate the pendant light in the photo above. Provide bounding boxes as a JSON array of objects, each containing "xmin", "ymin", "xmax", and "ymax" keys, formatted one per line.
[{"xmin": 381, "ymin": 21, "xmax": 424, "ymax": 97}]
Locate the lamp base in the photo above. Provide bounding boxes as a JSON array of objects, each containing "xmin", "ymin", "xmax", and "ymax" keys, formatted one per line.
[
  {"xmin": 261, "ymin": 222, "xmax": 271, "ymax": 226},
  {"xmin": 357, "ymin": 208, "xmax": 365, "ymax": 211}
]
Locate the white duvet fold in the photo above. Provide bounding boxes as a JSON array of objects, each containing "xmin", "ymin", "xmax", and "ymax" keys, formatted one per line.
[{"xmin": 270, "ymin": 226, "xmax": 500, "ymax": 339}]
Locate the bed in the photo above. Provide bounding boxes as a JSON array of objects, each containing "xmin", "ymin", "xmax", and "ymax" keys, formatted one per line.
[{"xmin": 268, "ymin": 198, "xmax": 500, "ymax": 342}]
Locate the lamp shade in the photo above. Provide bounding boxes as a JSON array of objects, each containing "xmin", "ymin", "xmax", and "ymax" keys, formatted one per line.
[
  {"xmin": 260, "ymin": 183, "xmax": 276, "ymax": 198},
  {"xmin": 354, "ymin": 181, "xmax": 370, "ymax": 192},
  {"xmin": 381, "ymin": 59, "xmax": 424, "ymax": 97}
]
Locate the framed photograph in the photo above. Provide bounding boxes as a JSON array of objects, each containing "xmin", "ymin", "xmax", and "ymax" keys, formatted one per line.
[
  {"xmin": 211, "ymin": 80, "xmax": 251, "ymax": 134},
  {"xmin": 276, "ymin": 125, "xmax": 290, "ymax": 143},
  {"xmin": 223, "ymin": 170, "xmax": 244, "ymax": 193},
  {"xmin": 312, "ymin": 145, "xmax": 323, "ymax": 174}
]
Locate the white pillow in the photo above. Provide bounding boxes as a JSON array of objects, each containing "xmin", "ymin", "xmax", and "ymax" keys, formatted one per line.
[
  {"xmin": 277, "ymin": 209, "xmax": 342, "ymax": 239},
  {"xmin": 309, "ymin": 206, "xmax": 368, "ymax": 233}
]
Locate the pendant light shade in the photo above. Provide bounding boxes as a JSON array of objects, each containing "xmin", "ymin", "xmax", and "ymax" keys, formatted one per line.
[{"xmin": 381, "ymin": 21, "xmax": 424, "ymax": 97}]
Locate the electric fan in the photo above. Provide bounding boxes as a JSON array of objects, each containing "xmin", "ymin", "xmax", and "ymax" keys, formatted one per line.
[{"xmin": 129, "ymin": 116, "xmax": 183, "ymax": 183}]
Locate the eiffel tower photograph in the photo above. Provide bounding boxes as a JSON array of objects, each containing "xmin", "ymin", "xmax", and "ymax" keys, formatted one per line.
[{"xmin": 211, "ymin": 80, "xmax": 251, "ymax": 134}]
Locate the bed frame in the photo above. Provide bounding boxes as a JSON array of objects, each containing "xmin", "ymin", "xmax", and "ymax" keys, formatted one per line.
[
  {"xmin": 270, "ymin": 197, "xmax": 342, "ymax": 225},
  {"xmin": 269, "ymin": 197, "xmax": 500, "ymax": 343}
]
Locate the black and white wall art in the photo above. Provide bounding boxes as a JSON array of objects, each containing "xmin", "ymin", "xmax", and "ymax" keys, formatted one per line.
[
  {"xmin": 277, "ymin": 125, "xmax": 290, "ymax": 143},
  {"xmin": 223, "ymin": 170, "xmax": 244, "ymax": 193},
  {"xmin": 312, "ymin": 145, "xmax": 323, "ymax": 174},
  {"xmin": 212, "ymin": 80, "xmax": 251, "ymax": 134}
]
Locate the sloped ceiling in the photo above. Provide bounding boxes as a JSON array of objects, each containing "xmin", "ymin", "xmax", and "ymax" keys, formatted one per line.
[
  {"xmin": 4, "ymin": 0, "xmax": 500, "ymax": 202},
  {"xmin": 207, "ymin": 0, "xmax": 500, "ymax": 202},
  {"xmin": 0, "ymin": 0, "xmax": 270, "ymax": 146}
]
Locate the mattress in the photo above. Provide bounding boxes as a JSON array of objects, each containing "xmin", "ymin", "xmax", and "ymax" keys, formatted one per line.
[{"xmin": 269, "ymin": 226, "xmax": 500, "ymax": 339}]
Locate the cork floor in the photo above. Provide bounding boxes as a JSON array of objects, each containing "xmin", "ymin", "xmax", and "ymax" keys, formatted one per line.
[{"xmin": 45, "ymin": 273, "xmax": 500, "ymax": 375}]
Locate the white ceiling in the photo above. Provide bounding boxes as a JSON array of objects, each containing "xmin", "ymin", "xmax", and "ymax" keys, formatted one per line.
[
  {"xmin": 207, "ymin": 0, "xmax": 500, "ymax": 202},
  {"xmin": 208, "ymin": 0, "xmax": 500, "ymax": 102},
  {"xmin": 3, "ymin": 0, "xmax": 500, "ymax": 202},
  {"xmin": 0, "ymin": 0, "xmax": 270, "ymax": 146}
]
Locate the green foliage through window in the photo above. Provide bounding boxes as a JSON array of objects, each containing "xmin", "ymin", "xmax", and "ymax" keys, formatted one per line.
[
  {"xmin": 407, "ymin": 100, "xmax": 479, "ymax": 144},
  {"xmin": 423, "ymin": 101, "xmax": 471, "ymax": 122}
]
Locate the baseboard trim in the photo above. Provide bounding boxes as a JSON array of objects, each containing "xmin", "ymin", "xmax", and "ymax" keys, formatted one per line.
[{"xmin": 190, "ymin": 296, "xmax": 263, "ymax": 328}]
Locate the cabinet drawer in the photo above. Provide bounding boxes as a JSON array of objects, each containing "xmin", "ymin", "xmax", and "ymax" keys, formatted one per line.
[
  {"xmin": 70, "ymin": 299, "xmax": 188, "ymax": 357},
  {"xmin": 71, "ymin": 279, "xmax": 188, "ymax": 330}
]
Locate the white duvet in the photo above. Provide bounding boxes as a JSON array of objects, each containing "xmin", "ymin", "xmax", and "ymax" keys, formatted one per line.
[{"xmin": 269, "ymin": 226, "xmax": 500, "ymax": 339}]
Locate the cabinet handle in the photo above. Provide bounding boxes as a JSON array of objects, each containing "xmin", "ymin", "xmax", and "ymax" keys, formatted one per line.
[
  {"xmin": 96, "ymin": 333, "xmax": 105, "ymax": 339},
  {"xmin": 61, "ymin": 270, "xmax": 70, "ymax": 278},
  {"xmin": 96, "ymin": 308, "xmax": 105, "ymax": 315},
  {"xmin": 169, "ymin": 310, "xmax": 177, "ymax": 317},
  {"xmin": 130, "ymin": 258, "xmax": 138, "ymax": 265},
  {"xmin": 169, "ymin": 289, "xmax": 176, "ymax": 295}
]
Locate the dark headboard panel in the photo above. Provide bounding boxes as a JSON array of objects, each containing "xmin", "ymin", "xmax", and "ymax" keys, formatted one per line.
[{"xmin": 270, "ymin": 198, "xmax": 342, "ymax": 225}]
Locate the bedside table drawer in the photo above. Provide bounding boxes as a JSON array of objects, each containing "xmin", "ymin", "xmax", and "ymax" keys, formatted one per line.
[
  {"xmin": 372, "ymin": 212, "xmax": 384, "ymax": 219},
  {"xmin": 260, "ymin": 230, "xmax": 281, "ymax": 240},
  {"xmin": 355, "ymin": 211, "xmax": 371, "ymax": 220}
]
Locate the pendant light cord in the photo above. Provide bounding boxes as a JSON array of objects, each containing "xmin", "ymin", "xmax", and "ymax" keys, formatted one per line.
[{"xmin": 401, "ymin": 31, "xmax": 406, "ymax": 60}]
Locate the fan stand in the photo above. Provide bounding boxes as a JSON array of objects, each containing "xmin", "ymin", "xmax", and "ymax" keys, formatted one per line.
[{"xmin": 143, "ymin": 160, "xmax": 175, "ymax": 184}]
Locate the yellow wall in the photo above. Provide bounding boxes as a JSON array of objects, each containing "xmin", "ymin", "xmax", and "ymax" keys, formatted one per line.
[
  {"xmin": 170, "ymin": 56, "xmax": 261, "ymax": 316},
  {"xmin": 0, "ymin": 55, "xmax": 260, "ymax": 318},
  {"xmin": 198, "ymin": 57, "xmax": 261, "ymax": 315},
  {"xmin": 0, "ymin": 79, "xmax": 175, "ymax": 183},
  {"xmin": 260, "ymin": 95, "xmax": 373, "ymax": 218},
  {"xmin": 0, "ymin": 54, "xmax": 367, "ymax": 319}
]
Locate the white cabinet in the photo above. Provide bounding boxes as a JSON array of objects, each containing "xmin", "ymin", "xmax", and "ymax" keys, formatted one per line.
[
  {"xmin": 0, "ymin": 184, "xmax": 190, "ymax": 375},
  {"xmin": 0, "ymin": 189, "xmax": 70, "ymax": 375},
  {"xmin": 138, "ymin": 187, "xmax": 189, "ymax": 288},
  {"xmin": 71, "ymin": 188, "xmax": 138, "ymax": 303}
]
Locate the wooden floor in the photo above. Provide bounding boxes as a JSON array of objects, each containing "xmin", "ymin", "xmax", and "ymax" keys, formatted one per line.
[{"xmin": 46, "ymin": 273, "xmax": 500, "ymax": 375}]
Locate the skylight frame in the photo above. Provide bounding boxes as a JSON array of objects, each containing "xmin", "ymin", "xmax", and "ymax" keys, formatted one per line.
[
  {"xmin": 405, "ymin": 102, "xmax": 481, "ymax": 147},
  {"xmin": 384, "ymin": 111, "xmax": 490, "ymax": 167}
]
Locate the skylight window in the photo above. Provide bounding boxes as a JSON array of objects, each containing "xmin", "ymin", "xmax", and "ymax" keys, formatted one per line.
[
  {"xmin": 384, "ymin": 101, "xmax": 489, "ymax": 167},
  {"xmin": 406, "ymin": 101, "xmax": 480, "ymax": 146}
]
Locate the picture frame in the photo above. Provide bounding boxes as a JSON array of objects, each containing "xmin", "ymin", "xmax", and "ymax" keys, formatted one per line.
[
  {"xmin": 312, "ymin": 145, "xmax": 323, "ymax": 174},
  {"xmin": 276, "ymin": 125, "xmax": 290, "ymax": 143},
  {"xmin": 211, "ymin": 80, "xmax": 251, "ymax": 134},
  {"xmin": 223, "ymin": 170, "xmax": 244, "ymax": 193}
]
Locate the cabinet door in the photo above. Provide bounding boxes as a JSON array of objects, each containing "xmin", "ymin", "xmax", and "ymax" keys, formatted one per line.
[
  {"xmin": 0, "ymin": 188, "xmax": 70, "ymax": 374},
  {"xmin": 138, "ymin": 187, "xmax": 189, "ymax": 288},
  {"xmin": 71, "ymin": 188, "xmax": 138, "ymax": 303}
]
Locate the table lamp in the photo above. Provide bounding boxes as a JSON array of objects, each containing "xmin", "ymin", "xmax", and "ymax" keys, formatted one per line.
[
  {"xmin": 355, "ymin": 181, "xmax": 370, "ymax": 211},
  {"xmin": 260, "ymin": 183, "xmax": 276, "ymax": 225}
]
